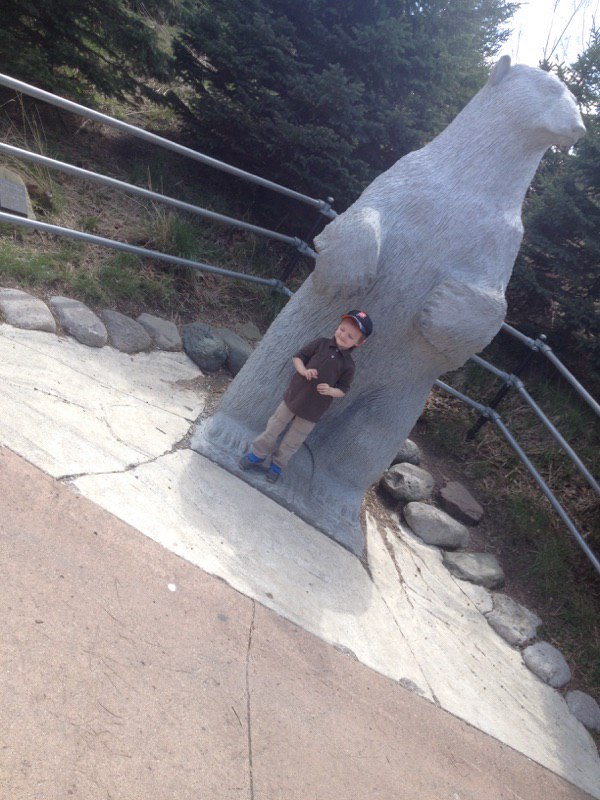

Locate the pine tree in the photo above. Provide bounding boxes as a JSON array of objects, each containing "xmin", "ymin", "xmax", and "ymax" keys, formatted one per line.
[
  {"xmin": 0, "ymin": 0, "xmax": 177, "ymax": 100},
  {"xmin": 509, "ymin": 32, "xmax": 600, "ymax": 384},
  {"xmin": 174, "ymin": 0, "xmax": 515, "ymax": 208}
]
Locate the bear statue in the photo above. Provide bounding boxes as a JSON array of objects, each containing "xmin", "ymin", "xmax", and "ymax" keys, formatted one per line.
[{"xmin": 191, "ymin": 56, "xmax": 586, "ymax": 556}]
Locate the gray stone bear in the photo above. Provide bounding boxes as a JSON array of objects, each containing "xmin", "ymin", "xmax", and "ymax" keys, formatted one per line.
[{"xmin": 192, "ymin": 57, "xmax": 585, "ymax": 555}]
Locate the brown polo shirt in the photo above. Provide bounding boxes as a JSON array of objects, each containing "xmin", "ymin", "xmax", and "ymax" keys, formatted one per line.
[{"xmin": 283, "ymin": 337, "xmax": 356, "ymax": 423}]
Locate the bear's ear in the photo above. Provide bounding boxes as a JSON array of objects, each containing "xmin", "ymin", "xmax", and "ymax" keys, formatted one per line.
[{"xmin": 488, "ymin": 55, "xmax": 511, "ymax": 86}]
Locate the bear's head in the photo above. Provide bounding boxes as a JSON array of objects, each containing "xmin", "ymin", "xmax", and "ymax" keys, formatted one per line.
[{"xmin": 486, "ymin": 55, "xmax": 586, "ymax": 149}]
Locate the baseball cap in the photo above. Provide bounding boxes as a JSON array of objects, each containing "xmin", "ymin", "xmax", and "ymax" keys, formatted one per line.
[{"xmin": 341, "ymin": 310, "xmax": 373, "ymax": 338}]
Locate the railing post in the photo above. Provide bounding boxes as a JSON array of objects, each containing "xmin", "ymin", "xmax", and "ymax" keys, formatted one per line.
[{"xmin": 466, "ymin": 335, "xmax": 545, "ymax": 441}]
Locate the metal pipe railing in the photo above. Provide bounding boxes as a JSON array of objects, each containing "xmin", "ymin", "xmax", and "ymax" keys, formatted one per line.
[
  {"xmin": 435, "ymin": 380, "xmax": 487, "ymax": 413},
  {"xmin": 467, "ymin": 347, "xmax": 538, "ymax": 440},
  {"xmin": 500, "ymin": 322, "xmax": 535, "ymax": 347},
  {"xmin": 0, "ymin": 73, "xmax": 336, "ymax": 219},
  {"xmin": 0, "ymin": 211, "xmax": 293, "ymax": 296},
  {"xmin": 0, "ymin": 141, "xmax": 317, "ymax": 257},
  {"xmin": 541, "ymin": 346, "xmax": 600, "ymax": 416},
  {"xmin": 514, "ymin": 381, "xmax": 599, "ymax": 496},
  {"xmin": 501, "ymin": 322, "xmax": 600, "ymax": 418},
  {"xmin": 434, "ymin": 380, "xmax": 600, "ymax": 576},
  {"xmin": 491, "ymin": 413, "xmax": 600, "ymax": 575},
  {"xmin": 469, "ymin": 353, "xmax": 506, "ymax": 380},
  {"xmin": 467, "ymin": 356, "xmax": 600, "ymax": 497}
]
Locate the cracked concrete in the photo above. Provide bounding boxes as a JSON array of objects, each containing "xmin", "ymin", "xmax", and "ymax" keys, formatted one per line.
[
  {"xmin": 0, "ymin": 324, "xmax": 599, "ymax": 799},
  {"xmin": 0, "ymin": 325, "xmax": 204, "ymax": 477},
  {"xmin": 246, "ymin": 602, "xmax": 256, "ymax": 800}
]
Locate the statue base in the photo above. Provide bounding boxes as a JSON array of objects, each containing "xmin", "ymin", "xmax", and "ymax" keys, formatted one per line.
[{"xmin": 191, "ymin": 416, "xmax": 366, "ymax": 557}]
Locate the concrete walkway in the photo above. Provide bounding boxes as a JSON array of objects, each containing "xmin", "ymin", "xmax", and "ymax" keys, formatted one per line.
[{"xmin": 0, "ymin": 324, "xmax": 598, "ymax": 799}]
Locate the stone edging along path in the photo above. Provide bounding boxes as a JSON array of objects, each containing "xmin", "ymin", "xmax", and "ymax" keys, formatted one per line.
[
  {"xmin": 0, "ymin": 287, "xmax": 259, "ymax": 375},
  {"xmin": 381, "ymin": 425, "xmax": 600, "ymax": 736},
  {"xmin": 2, "ymin": 286, "xmax": 599, "ymax": 739}
]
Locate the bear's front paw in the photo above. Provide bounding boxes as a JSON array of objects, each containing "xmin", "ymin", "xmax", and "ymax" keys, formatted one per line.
[{"xmin": 417, "ymin": 279, "xmax": 507, "ymax": 370}]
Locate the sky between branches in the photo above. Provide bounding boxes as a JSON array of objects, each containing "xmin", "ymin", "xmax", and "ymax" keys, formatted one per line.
[{"xmin": 505, "ymin": 0, "xmax": 598, "ymax": 65}]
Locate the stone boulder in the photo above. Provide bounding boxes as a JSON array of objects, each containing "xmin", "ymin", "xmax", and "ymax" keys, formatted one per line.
[
  {"xmin": 101, "ymin": 309, "xmax": 152, "ymax": 354},
  {"xmin": 0, "ymin": 288, "xmax": 56, "ymax": 333},
  {"xmin": 50, "ymin": 296, "xmax": 107, "ymax": 347},
  {"xmin": 380, "ymin": 463, "xmax": 434, "ymax": 502},
  {"xmin": 391, "ymin": 438, "xmax": 422, "ymax": 466},
  {"xmin": 522, "ymin": 642, "xmax": 571, "ymax": 688},
  {"xmin": 483, "ymin": 593, "xmax": 542, "ymax": 646},
  {"xmin": 212, "ymin": 327, "xmax": 253, "ymax": 376},
  {"xmin": 182, "ymin": 322, "xmax": 227, "ymax": 372},
  {"xmin": 236, "ymin": 320, "xmax": 262, "ymax": 343},
  {"xmin": 137, "ymin": 313, "xmax": 182, "ymax": 351},
  {"xmin": 565, "ymin": 690, "xmax": 600, "ymax": 732},
  {"xmin": 403, "ymin": 502, "xmax": 469, "ymax": 549},
  {"xmin": 442, "ymin": 551, "xmax": 505, "ymax": 589},
  {"xmin": 439, "ymin": 481, "xmax": 484, "ymax": 525}
]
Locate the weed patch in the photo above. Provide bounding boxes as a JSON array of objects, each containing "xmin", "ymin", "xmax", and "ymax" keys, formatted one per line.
[
  {"xmin": 0, "ymin": 240, "xmax": 67, "ymax": 287},
  {"xmin": 96, "ymin": 253, "xmax": 177, "ymax": 307}
]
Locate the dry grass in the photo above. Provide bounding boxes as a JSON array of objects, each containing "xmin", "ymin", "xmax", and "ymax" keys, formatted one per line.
[{"xmin": 0, "ymin": 97, "xmax": 289, "ymax": 330}]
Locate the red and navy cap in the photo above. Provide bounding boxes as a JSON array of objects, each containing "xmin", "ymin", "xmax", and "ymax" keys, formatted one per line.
[{"xmin": 341, "ymin": 310, "xmax": 373, "ymax": 338}]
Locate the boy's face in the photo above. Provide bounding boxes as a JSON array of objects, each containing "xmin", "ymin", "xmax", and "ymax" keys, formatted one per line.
[{"xmin": 334, "ymin": 319, "xmax": 365, "ymax": 350}]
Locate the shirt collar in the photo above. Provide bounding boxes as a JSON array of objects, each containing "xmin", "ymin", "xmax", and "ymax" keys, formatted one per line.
[{"xmin": 328, "ymin": 337, "xmax": 353, "ymax": 354}]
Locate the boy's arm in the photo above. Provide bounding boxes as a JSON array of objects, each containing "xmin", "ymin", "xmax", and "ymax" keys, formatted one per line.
[
  {"xmin": 292, "ymin": 338, "xmax": 323, "ymax": 380},
  {"xmin": 317, "ymin": 361, "xmax": 355, "ymax": 397},
  {"xmin": 316, "ymin": 384, "xmax": 345, "ymax": 397},
  {"xmin": 293, "ymin": 356, "xmax": 318, "ymax": 380}
]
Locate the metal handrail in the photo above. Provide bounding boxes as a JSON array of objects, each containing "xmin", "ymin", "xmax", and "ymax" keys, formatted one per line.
[
  {"xmin": 0, "ymin": 141, "xmax": 317, "ymax": 257},
  {"xmin": 0, "ymin": 73, "xmax": 331, "ymax": 294},
  {"xmin": 501, "ymin": 323, "xmax": 600, "ymax": 418},
  {"xmin": 0, "ymin": 212, "xmax": 293, "ymax": 296},
  {"xmin": 492, "ymin": 413, "xmax": 600, "ymax": 575},
  {"xmin": 0, "ymin": 73, "xmax": 336, "ymax": 218},
  {"xmin": 469, "ymin": 353, "xmax": 506, "ymax": 380},
  {"xmin": 469, "ymin": 355, "xmax": 600, "ymax": 497},
  {"xmin": 435, "ymin": 379, "xmax": 600, "ymax": 576}
]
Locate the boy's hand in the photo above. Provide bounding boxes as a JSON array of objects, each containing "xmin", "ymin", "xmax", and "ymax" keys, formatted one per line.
[
  {"xmin": 317, "ymin": 383, "xmax": 345, "ymax": 398},
  {"xmin": 293, "ymin": 357, "xmax": 318, "ymax": 380}
]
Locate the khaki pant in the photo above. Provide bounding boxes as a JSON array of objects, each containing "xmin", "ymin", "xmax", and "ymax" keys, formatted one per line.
[{"xmin": 252, "ymin": 402, "xmax": 316, "ymax": 468}]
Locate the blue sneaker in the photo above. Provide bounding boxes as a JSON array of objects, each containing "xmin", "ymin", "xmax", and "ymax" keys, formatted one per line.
[
  {"xmin": 239, "ymin": 451, "xmax": 264, "ymax": 470},
  {"xmin": 266, "ymin": 463, "xmax": 282, "ymax": 483}
]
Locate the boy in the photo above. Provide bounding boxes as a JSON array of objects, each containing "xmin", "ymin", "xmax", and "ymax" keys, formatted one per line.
[{"xmin": 239, "ymin": 310, "xmax": 373, "ymax": 483}]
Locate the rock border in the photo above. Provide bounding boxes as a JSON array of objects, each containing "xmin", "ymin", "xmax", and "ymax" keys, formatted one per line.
[
  {"xmin": 380, "ymin": 443, "xmax": 599, "ymax": 738},
  {"xmin": 0, "ymin": 287, "xmax": 260, "ymax": 375}
]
